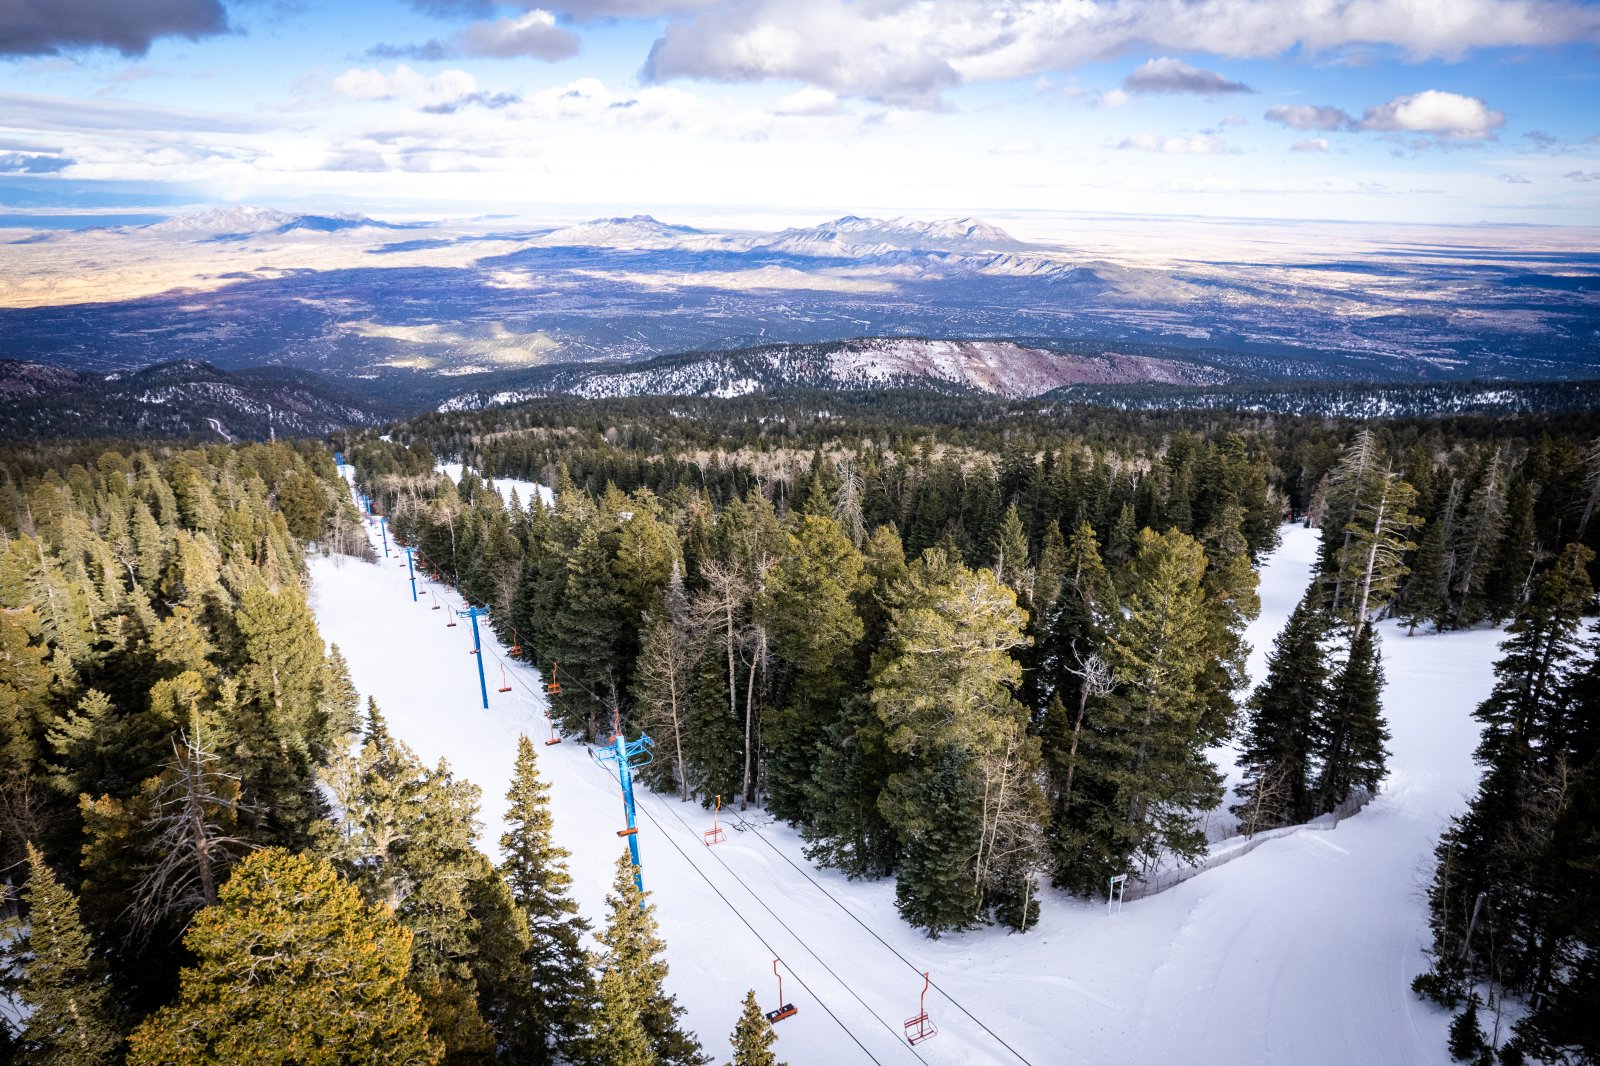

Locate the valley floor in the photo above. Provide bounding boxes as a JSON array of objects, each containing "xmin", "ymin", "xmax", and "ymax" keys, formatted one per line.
[{"xmin": 309, "ymin": 474, "xmax": 1498, "ymax": 1065}]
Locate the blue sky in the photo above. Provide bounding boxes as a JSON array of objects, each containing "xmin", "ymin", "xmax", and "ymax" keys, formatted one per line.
[{"xmin": 2, "ymin": 0, "xmax": 1598, "ymax": 225}]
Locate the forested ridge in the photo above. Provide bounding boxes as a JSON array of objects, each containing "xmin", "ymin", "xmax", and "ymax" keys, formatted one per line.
[{"xmin": 2, "ymin": 391, "xmax": 1598, "ymax": 1063}]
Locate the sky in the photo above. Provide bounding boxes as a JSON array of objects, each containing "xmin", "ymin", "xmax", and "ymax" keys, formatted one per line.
[{"xmin": 2, "ymin": 0, "xmax": 1599, "ymax": 227}]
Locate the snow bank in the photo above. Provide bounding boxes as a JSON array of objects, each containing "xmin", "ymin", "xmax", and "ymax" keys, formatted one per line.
[
  {"xmin": 310, "ymin": 489, "xmax": 1486, "ymax": 1065},
  {"xmin": 435, "ymin": 461, "xmax": 555, "ymax": 509}
]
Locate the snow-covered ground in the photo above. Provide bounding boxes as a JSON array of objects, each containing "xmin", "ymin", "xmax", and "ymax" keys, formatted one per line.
[
  {"xmin": 436, "ymin": 461, "xmax": 555, "ymax": 509},
  {"xmin": 310, "ymin": 477, "xmax": 1496, "ymax": 1065}
]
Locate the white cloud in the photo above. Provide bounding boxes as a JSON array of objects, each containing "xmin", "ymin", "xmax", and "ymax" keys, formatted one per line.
[
  {"xmin": 640, "ymin": 0, "xmax": 1600, "ymax": 108},
  {"xmin": 1095, "ymin": 88, "xmax": 1130, "ymax": 109},
  {"xmin": 1291, "ymin": 138, "xmax": 1330, "ymax": 152},
  {"xmin": 454, "ymin": 11, "xmax": 580, "ymax": 59},
  {"xmin": 1123, "ymin": 57, "xmax": 1251, "ymax": 94},
  {"xmin": 1116, "ymin": 133, "xmax": 1232, "ymax": 154},
  {"xmin": 1265, "ymin": 104, "xmax": 1356, "ymax": 131},
  {"xmin": 332, "ymin": 65, "xmax": 478, "ymax": 108},
  {"xmin": 1359, "ymin": 90, "xmax": 1504, "ymax": 138},
  {"xmin": 373, "ymin": 10, "xmax": 580, "ymax": 61},
  {"xmin": 1566, "ymin": 170, "xmax": 1600, "ymax": 182},
  {"xmin": 774, "ymin": 86, "xmax": 844, "ymax": 117},
  {"xmin": 988, "ymin": 140, "xmax": 1039, "ymax": 155},
  {"xmin": 1497, "ymin": 173, "xmax": 1531, "ymax": 183}
]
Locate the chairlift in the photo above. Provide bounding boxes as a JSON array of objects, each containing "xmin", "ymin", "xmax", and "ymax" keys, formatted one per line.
[
  {"xmin": 903, "ymin": 972, "xmax": 937, "ymax": 1046},
  {"xmin": 704, "ymin": 794, "xmax": 726, "ymax": 847},
  {"xmin": 446, "ymin": 607, "xmax": 457, "ymax": 628},
  {"xmin": 498, "ymin": 663, "xmax": 512, "ymax": 694},
  {"xmin": 544, "ymin": 661, "xmax": 563, "ymax": 697},
  {"xmin": 509, "ymin": 627, "xmax": 523, "ymax": 658},
  {"xmin": 763, "ymin": 960, "xmax": 797, "ymax": 1024}
]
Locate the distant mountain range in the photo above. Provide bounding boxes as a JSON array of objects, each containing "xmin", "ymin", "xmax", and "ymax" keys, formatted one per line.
[
  {"xmin": 141, "ymin": 206, "xmax": 413, "ymax": 241},
  {"xmin": 0, "ymin": 359, "xmax": 389, "ymax": 440},
  {"xmin": 2, "ymin": 206, "xmax": 1597, "ymax": 407},
  {"xmin": 436, "ymin": 337, "xmax": 1225, "ymax": 410}
]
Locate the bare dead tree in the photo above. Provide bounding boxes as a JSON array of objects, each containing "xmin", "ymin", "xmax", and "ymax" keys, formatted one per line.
[
  {"xmin": 129, "ymin": 731, "xmax": 252, "ymax": 938},
  {"xmin": 1059, "ymin": 645, "xmax": 1115, "ymax": 815}
]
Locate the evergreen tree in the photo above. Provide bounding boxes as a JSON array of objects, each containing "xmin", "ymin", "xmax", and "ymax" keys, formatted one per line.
[
  {"xmin": 313, "ymin": 702, "xmax": 494, "ymax": 1064},
  {"xmin": 1402, "ymin": 518, "xmax": 1449, "ymax": 635},
  {"xmin": 13, "ymin": 843, "xmax": 123, "ymax": 1066},
  {"xmin": 869, "ymin": 549, "xmax": 1039, "ymax": 931},
  {"xmin": 726, "ymin": 990, "xmax": 785, "ymax": 1066},
  {"xmin": 592, "ymin": 852, "xmax": 708, "ymax": 1066},
  {"xmin": 1418, "ymin": 544, "xmax": 1597, "ymax": 1029},
  {"xmin": 1451, "ymin": 450, "xmax": 1509, "ymax": 628},
  {"xmin": 499, "ymin": 736, "xmax": 595, "ymax": 1063},
  {"xmin": 1447, "ymin": 994, "xmax": 1487, "ymax": 1062},
  {"xmin": 1334, "ymin": 469, "xmax": 1422, "ymax": 630},
  {"xmin": 882, "ymin": 744, "xmax": 983, "ymax": 936},
  {"xmin": 760, "ymin": 513, "xmax": 865, "ymax": 823},
  {"xmin": 548, "ymin": 523, "xmax": 626, "ymax": 739},
  {"xmin": 127, "ymin": 849, "xmax": 442, "ymax": 1066},
  {"xmin": 1313, "ymin": 623, "xmax": 1389, "ymax": 813},
  {"xmin": 1057, "ymin": 529, "xmax": 1228, "ymax": 893},
  {"xmin": 1234, "ymin": 585, "xmax": 1332, "ymax": 832},
  {"xmin": 634, "ymin": 566, "xmax": 698, "ymax": 799}
]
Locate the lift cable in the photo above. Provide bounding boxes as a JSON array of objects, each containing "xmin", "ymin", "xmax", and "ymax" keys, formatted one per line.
[{"xmin": 729, "ymin": 812, "xmax": 1038, "ymax": 1066}]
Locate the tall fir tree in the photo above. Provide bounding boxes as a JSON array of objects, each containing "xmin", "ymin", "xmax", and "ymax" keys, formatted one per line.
[
  {"xmin": 726, "ymin": 990, "xmax": 785, "ymax": 1066},
  {"xmin": 498, "ymin": 735, "xmax": 596, "ymax": 1064},
  {"xmin": 1313, "ymin": 622, "xmax": 1389, "ymax": 814},
  {"xmin": 1233, "ymin": 585, "xmax": 1333, "ymax": 832},
  {"xmin": 1056, "ymin": 529, "xmax": 1228, "ymax": 894},
  {"xmin": 593, "ymin": 852, "xmax": 708, "ymax": 1066},
  {"xmin": 1418, "ymin": 544, "xmax": 1597, "ymax": 1030},
  {"xmin": 12, "ymin": 843, "xmax": 124, "ymax": 1066}
]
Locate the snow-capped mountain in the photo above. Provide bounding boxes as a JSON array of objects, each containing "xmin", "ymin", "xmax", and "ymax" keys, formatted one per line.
[
  {"xmin": 438, "ymin": 337, "xmax": 1225, "ymax": 411},
  {"xmin": 750, "ymin": 214, "xmax": 1026, "ymax": 257},
  {"xmin": 0, "ymin": 359, "xmax": 387, "ymax": 439},
  {"xmin": 140, "ymin": 207, "xmax": 404, "ymax": 240},
  {"xmin": 532, "ymin": 214, "xmax": 709, "ymax": 249}
]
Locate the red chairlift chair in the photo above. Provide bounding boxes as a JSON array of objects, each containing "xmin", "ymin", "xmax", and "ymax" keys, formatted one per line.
[
  {"xmin": 542, "ymin": 662, "xmax": 562, "ymax": 745},
  {"xmin": 703, "ymin": 795, "xmax": 726, "ymax": 846},
  {"xmin": 497, "ymin": 663, "xmax": 512, "ymax": 694},
  {"xmin": 763, "ymin": 960, "xmax": 797, "ymax": 1024},
  {"xmin": 509, "ymin": 627, "xmax": 523, "ymax": 658},
  {"xmin": 904, "ymin": 972, "xmax": 937, "ymax": 1046}
]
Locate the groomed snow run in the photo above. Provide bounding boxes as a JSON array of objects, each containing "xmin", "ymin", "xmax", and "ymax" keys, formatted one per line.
[{"xmin": 310, "ymin": 474, "xmax": 1495, "ymax": 1066}]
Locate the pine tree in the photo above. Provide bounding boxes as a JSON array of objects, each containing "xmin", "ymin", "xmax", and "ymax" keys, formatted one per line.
[
  {"xmin": 499, "ymin": 736, "xmax": 596, "ymax": 1063},
  {"xmin": 313, "ymin": 701, "xmax": 494, "ymax": 1064},
  {"xmin": 634, "ymin": 565, "xmax": 698, "ymax": 799},
  {"xmin": 726, "ymin": 990, "xmax": 785, "ymax": 1066},
  {"xmin": 760, "ymin": 513, "xmax": 865, "ymax": 822},
  {"xmin": 1314, "ymin": 623, "xmax": 1389, "ymax": 813},
  {"xmin": 127, "ymin": 849, "xmax": 442, "ymax": 1066},
  {"xmin": 869, "ymin": 549, "xmax": 1038, "ymax": 930},
  {"xmin": 1447, "ymin": 993, "xmax": 1487, "ymax": 1062},
  {"xmin": 990, "ymin": 502, "xmax": 1030, "ymax": 593},
  {"xmin": 548, "ymin": 522, "xmax": 626, "ymax": 739},
  {"xmin": 1402, "ymin": 518, "xmax": 1449, "ymax": 635},
  {"xmin": 1418, "ymin": 545, "xmax": 1596, "ymax": 1018},
  {"xmin": 1234, "ymin": 585, "xmax": 1332, "ymax": 831},
  {"xmin": 593, "ymin": 852, "xmax": 708, "ymax": 1066},
  {"xmin": 882, "ymin": 744, "xmax": 983, "ymax": 936},
  {"xmin": 14, "ymin": 843, "xmax": 124, "ymax": 1066},
  {"xmin": 1058, "ymin": 529, "xmax": 1227, "ymax": 892},
  {"xmin": 1451, "ymin": 450, "xmax": 1508, "ymax": 628},
  {"xmin": 1334, "ymin": 469, "xmax": 1421, "ymax": 630}
]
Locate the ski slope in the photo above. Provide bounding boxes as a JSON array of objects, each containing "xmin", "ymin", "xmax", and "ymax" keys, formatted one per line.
[{"xmin": 309, "ymin": 474, "xmax": 1496, "ymax": 1065}]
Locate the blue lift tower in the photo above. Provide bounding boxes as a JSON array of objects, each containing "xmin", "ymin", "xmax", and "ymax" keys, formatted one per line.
[{"xmin": 593, "ymin": 730, "xmax": 655, "ymax": 893}]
